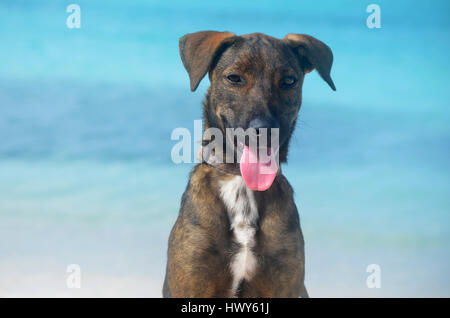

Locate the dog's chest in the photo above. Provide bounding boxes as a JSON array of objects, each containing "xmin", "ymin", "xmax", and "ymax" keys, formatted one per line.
[{"xmin": 219, "ymin": 176, "xmax": 258, "ymax": 296}]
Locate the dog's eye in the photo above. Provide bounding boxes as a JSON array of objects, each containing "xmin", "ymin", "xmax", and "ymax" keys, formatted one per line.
[
  {"xmin": 281, "ymin": 76, "xmax": 297, "ymax": 88},
  {"xmin": 226, "ymin": 74, "xmax": 243, "ymax": 84}
]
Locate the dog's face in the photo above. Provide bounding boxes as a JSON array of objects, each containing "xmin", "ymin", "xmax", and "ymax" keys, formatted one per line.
[{"xmin": 180, "ymin": 31, "xmax": 335, "ymax": 163}]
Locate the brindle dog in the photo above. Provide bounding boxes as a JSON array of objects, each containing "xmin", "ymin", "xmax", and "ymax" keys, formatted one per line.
[{"xmin": 163, "ymin": 31, "xmax": 335, "ymax": 298}]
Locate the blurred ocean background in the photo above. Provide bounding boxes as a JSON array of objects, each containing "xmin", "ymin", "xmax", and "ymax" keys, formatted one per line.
[{"xmin": 0, "ymin": 0, "xmax": 449, "ymax": 297}]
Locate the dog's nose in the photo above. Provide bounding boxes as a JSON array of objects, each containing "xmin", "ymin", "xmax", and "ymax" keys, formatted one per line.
[{"xmin": 249, "ymin": 117, "xmax": 279, "ymax": 134}]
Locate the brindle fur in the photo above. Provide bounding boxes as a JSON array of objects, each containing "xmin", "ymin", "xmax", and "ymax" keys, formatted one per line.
[{"xmin": 163, "ymin": 31, "xmax": 335, "ymax": 298}]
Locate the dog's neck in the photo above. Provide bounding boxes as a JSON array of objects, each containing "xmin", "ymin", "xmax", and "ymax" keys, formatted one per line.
[{"xmin": 196, "ymin": 144, "xmax": 241, "ymax": 175}]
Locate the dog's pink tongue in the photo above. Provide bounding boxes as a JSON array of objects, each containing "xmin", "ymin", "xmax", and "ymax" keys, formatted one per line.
[{"xmin": 240, "ymin": 145, "xmax": 278, "ymax": 191}]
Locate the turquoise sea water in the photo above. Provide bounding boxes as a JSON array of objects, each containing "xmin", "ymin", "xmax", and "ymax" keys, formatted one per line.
[{"xmin": 0, "ymin": 0, "xmax": 449, "ymax": 296}]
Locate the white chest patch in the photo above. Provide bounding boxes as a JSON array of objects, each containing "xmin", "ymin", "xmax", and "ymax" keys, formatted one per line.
[{"xmin": 219, "ymin": 176, "xmax": 258, "ymax": 297}]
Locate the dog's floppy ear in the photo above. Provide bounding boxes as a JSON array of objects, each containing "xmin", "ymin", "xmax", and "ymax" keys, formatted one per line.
[
  {"xmin": 180, "ymin": 31, "xmax": 236, "ymax": 91},
  {"xmin": 284, "ymin": 34, "xmax": 336, "ymax": 91}
]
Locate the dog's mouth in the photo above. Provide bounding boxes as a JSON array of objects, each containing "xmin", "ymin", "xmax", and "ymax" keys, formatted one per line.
[
  {"xmin": 239, "ymin": 144, "xmax": 278, "ymax": 191},
  {"xmin": 229, "ymin": 134, "xmax": 280, "ymax": 192},
  {"xmin": 202, "ymin": 124, "xmax": 281, "ymax": 191}
]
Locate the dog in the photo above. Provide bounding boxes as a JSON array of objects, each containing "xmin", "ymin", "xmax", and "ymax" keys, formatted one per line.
[{"xmin": 163, "ymin": 31, "xmax": 335, "ymax": 298}]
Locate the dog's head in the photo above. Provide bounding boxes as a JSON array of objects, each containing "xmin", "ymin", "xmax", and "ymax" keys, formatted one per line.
[{"xmin": 179, "ymin": 31, "xmax": 335, "ymax": 189}]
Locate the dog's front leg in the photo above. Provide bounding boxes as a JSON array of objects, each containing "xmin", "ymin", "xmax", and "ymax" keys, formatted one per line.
[
  {"xmin": 164, "ymin": 189, "xmax": 233, "ymax": 297},
  {"xmin": 165, "ymin": 223, "xmax": 232, "ymax": 297}
]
